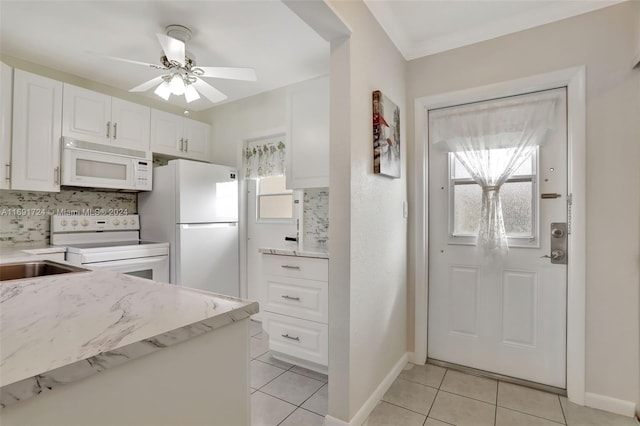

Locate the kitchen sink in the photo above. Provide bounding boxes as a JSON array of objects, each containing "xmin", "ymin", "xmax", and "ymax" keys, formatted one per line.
[{"xmin": 0, "ymin": 260, "xmax": 89, "ymax": 282}]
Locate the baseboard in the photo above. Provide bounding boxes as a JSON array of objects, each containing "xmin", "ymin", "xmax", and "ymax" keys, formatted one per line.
[
  {"xmin": 584, "ymin": 392, "xmax": 637, "ymax": 418},
  {"xmin": 324, "ymin": 415, "xmax": 349, "ymax": 426},
  {"xmin": 407, "ymin": 352, "xmax": 419, "ymax": 364},
  {"xmin": 324, "ymin": 352, "xmax": 409, "ymax": 426}
]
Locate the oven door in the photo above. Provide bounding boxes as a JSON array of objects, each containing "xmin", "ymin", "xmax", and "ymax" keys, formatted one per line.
[{"xmin": 86, "ymin": 256, "xmax": 169, "ymax": 283}]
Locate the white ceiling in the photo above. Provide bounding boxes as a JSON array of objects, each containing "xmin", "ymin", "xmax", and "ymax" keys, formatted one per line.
[
  {"xmin": 364, "ymin": 0, "xmax": 626, "ymax": 60},
  {"xmin": 0, "ymin": 1, "xmax": 330, "ymax": 111},
  {"xmin": 1, "ymin": 1, "xmax": 626, "ymax": 113}
]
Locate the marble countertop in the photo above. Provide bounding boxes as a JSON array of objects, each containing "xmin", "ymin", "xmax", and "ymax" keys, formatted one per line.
[
  {"xmin": 0, "ymin": 245, "xmax": 66, "ymax": 259},
  {"xmin": 259, "ymin": 246, "xmax": 329, "ymax": 259},
  {"xmin": 0, "ymin": 258, "xmax": 258, "ymax": 407}
]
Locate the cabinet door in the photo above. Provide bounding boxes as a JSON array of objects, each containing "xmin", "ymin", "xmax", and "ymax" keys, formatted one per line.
[
  {"xmin": 62, "ymin": 84, "xmax": 111, "ymax": 145},
  {"xmin": 1, "ymin": 62, "xmax": 12, "ymax": 189},
  {"xmin": 286, "ymin": 76, "xmax": 329, "ymax": 189},
  {"xmin": 150, "ymin": 109, "xmax": 183, "ymax": 156},
  {"xmin": 111, "ymin": 97, "xmax": 150, "ymax": 151},
  {"xmin": 183, "ymin": 118, "xmax": 210, "ymax": 161},
  {"xmin": 12, "ymin": 69, "xmax": 62, "ymax": 192}
]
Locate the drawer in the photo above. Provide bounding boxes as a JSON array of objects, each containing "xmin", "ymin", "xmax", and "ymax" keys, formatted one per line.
[
  {"xmin": 262, "ymin": 254, "xmax": 328, "ymax": 281},
  {"xmin": 264, "ymin": 276, "xmax": 328, "ymax": 323},
  {"xmin": 263, "ymin": 312, "xmax": 328, "ymax": 366}
]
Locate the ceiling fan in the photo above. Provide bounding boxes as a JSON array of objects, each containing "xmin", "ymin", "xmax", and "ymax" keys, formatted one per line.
[{"xmin": 104, "ymin": 25, "xmax": 256, "ymax": 104}]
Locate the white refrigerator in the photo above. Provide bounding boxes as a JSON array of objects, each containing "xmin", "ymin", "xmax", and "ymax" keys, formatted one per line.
[{"xmin": 139, "ymin": 159, "xmax": 239, "ymax": 296}]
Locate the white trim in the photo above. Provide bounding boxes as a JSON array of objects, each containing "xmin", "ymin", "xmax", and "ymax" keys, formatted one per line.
[
  {"xmin": 324, "ymin": 352, "xmax": 409, "ymax": 426},
  {"xmin": 413, "ymin": 66, "xmax": 586, "ymax": 405},
  {"xmin": 584, "ymin": 392, "xmax": 638, "ymax": 418}
]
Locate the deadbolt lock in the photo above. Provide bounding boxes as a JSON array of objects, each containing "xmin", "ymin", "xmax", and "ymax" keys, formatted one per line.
[{"xmin": 546, "ymin": 223, "xmax": 568, "ymax": 265}]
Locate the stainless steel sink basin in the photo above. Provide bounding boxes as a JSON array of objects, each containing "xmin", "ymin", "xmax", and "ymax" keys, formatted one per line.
[{"xmin": 0, "ymin": 260, "xmax": 89, "ymax": 281}]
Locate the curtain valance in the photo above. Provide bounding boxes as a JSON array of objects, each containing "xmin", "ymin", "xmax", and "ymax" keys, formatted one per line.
[
  {"xmin": 244, "ymin": 134, "xmax": 286, "ymax": 179},
  {"xmin": 429, "ymin": 89, "xmax": 562, "ymax": 153}
]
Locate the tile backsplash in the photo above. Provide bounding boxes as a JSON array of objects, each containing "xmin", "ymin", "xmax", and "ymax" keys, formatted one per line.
[
  {"xmin": 303, "ymin": 188, "xmax": 329, "ymax": 249},
  {"xmin": 0, "ymin": 189, "xmax": 137, "ymax": 247}
]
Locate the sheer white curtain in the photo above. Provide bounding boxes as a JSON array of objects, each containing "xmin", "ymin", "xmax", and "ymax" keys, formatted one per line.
[{"xmin": 429, "ymin": 89, "xmax": 562, "ymax": 253}]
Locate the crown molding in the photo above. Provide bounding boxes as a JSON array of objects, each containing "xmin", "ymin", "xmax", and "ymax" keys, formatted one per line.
[{"xmin": 365, "ymin": 0, "xmax": 627, "ymax": 61}]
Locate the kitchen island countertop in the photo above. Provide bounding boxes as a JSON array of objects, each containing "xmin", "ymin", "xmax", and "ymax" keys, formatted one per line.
[
  {"xmin": 0, "ymin": 257, "xmax": 258, "ymax": 407},
  {"xmin": 259, "ymin": 246, "xmax": 329, "ymax": 259}
]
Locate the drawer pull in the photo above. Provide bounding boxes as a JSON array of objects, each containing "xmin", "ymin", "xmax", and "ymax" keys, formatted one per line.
[
  {"xmin": 281, "ymin": 295, "xmax": 301, "ymax": 301},
  {"xmin": 281, "ymin": 265, "xmax": 301, "ymax": 270},
  {"xmin": 282, "ymin": 334, "xmax": 300, "ymax": 341}
]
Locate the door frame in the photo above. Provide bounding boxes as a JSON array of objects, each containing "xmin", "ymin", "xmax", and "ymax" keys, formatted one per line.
[{"xmin": 412, "ymin": 66, "xmax": 586, "ymax": 404}]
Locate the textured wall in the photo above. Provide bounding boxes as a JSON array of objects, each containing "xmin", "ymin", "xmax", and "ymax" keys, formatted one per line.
[
  {"xmin": 303, "ymin": 188, "xmax": 329, "ymax": 249},
  {"xmin": 0, "ymin": 189, "xmax": 137, "ymax": 247}
]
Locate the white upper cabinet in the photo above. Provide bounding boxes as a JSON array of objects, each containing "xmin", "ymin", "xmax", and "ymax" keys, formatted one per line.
[
  {"xmin": 286, "ymin": 76, "xmax": 329, "ymax": 189},
  {"xmin": 1, "ymin": 62, "xmax": 12, "ymax": 190},
  {"xmin": 11, "ymin": 69, "xmax": 62, "ymax": 192},
  {"xmin": 62, "ymin": 84, "xmax": 150, "ymax": 152},
  {"xmin": 150, "ymin": 109, "xmax": 211, "ymax": 162},
  {"xmin": 183, "ymin": 119, "xmax": 210, "ymax": 160}
]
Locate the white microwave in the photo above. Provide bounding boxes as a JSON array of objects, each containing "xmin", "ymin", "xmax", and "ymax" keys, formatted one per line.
[{"xmin": 61, "ymin": 138, "xmax": 152, "ymax": 191}]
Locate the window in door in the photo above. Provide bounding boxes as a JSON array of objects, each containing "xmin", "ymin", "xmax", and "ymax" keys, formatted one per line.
[
  {"xmin": 257, "ymin": 175, "xmax": 294, "ymax": 221},
  {"xmin": 449, "ymin": 148, "xmax": 539, "ymax": 247}
]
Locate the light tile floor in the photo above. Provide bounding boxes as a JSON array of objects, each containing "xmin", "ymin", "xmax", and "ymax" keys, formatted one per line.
[
  {"xmin": 249, "ymin": 321, "xmax": 639, "ymax": 426},
  {"xmin": 364, "ymin": 363, "xmax": 640, "ymax": 426},
  {"xmin": 249, "ymin": 320, "xmax": 327, "ymax": 426}
]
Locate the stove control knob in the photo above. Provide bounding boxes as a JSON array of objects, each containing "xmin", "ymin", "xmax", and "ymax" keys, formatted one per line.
[
  {"xmin": 113, "ymin": 219, "xmax": 120, "ymax": 226},
  {"xmin": 81, "ymin": 219, "xmax": 89, "ymax": 227},
  {"xmin": 122, "ymin": 219, "xmax": 128, "ymax": 226},
  {"xmin": 60, "ymin": 219, "xmax": 68, "ymax": 226},
  {"xmin": 130, "ymin": 218, "xmax": 136, "ymax": 225},
  {"xmin": 71, "ymin": 219, "xmax": 78, "ymax": 226}
]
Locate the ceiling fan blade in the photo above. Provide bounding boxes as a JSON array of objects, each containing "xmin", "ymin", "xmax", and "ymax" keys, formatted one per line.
[
  {"xmin": 88, "ymin": 51, "xmax": 166, "ymax": 70},
  {"xmin": 130, "ymin": 76, "xmax": 166, "ymax": 92},
  {"xmin": 156, "ymin": 33, "xmax": 185, "ymax": 65},
  {"xmin": 196, "ymin": 67, "xmax": 257, "ymax": 81},
  {"xmin": 192, "ymin": 79, "xmax": 228, "ymax": 103}
]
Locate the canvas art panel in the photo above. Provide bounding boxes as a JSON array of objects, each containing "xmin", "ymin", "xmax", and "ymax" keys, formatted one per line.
[{"xmin": 373, "ymin": 90, "xmax": 401, "ymax": 178}]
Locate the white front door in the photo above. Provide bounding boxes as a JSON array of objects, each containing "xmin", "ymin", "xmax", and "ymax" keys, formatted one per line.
[{"xmin": 427, "ymin": 88, "xmax": 568, "ymax": 388}]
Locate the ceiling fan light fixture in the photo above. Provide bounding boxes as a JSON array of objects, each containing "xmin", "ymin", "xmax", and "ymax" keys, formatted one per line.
[
  {"xmin": 184, "ymin": 84, "xmax": 200, "ymax": 103},
  {"xmin": 154, "ymin": 81, "xmax": 171, "ymax": 100},
  {"xmin": 169, "ymin": 74, "xmax": 186, "ymax": 95}
]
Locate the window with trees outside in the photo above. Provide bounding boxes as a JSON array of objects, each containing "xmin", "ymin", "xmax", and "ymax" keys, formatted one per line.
[{"xmin": 449, "ymin": 148, "xmax": 538, "ymax": 246}]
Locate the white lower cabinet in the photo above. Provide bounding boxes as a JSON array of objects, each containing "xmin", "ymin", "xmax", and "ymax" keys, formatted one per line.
[
  {"xmin": 261, "ymin": 254, "xmax": 328, "ymax": 372},
  {"xmin": 263, "ymin": 312, "xmax": 328, "ymax": 366}
]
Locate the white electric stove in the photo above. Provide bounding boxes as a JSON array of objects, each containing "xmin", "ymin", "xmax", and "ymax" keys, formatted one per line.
[{"xmin": 51, "ymin": 214, "xmax": 169, "ymax": 282}]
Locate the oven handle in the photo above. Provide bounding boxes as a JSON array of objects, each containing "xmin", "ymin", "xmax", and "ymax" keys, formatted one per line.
[{"xmin": 83, "ymin": 255, "xmax": 168, "ymax": 270}]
